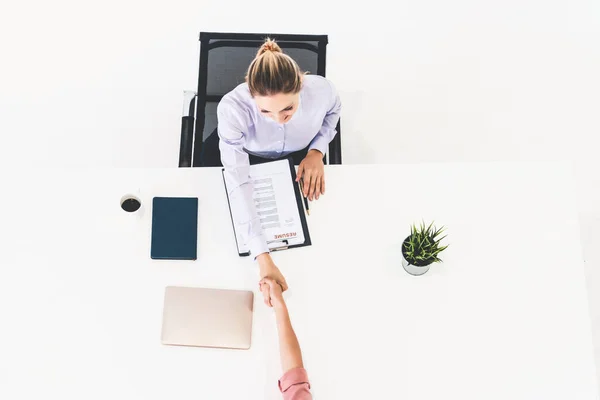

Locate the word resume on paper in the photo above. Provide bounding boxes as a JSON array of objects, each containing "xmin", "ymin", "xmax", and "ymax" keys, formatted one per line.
[{"xmin": 223, "ymin": 159, "xmax": 307, "ymax": 255}]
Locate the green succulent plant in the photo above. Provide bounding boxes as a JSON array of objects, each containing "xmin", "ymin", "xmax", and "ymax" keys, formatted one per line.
[{"xmin": 402, "ymin": 221, "xmax": 449, "ymax": 266}]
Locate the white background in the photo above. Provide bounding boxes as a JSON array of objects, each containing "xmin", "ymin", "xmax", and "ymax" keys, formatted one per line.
[{"xmin": 1, "ymin": 0, "xmax": 599, "ymax": 390}]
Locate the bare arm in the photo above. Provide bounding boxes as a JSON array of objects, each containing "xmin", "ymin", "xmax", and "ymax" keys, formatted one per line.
[
  {"xmin": 273, "ymin": 301, "xmax": 304, "ymax": 372},
  {"xmin": 261, "ymin": 278, "xmax": 312, "ymax": 399}
]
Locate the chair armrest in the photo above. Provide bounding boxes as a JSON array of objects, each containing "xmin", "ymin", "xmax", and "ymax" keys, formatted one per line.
[
  {"xmin": 179, "ymin": 91, "xmax": 197, "ymax": 167},
  {"xmin": 328, "ymin": 120, "xmax": 342, "ymax": 165}
]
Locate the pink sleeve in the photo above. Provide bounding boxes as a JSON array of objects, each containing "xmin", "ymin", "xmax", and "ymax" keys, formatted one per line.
[{"xmin": 278, "ymin": 367, "xmax": 312, "ymax": 400}]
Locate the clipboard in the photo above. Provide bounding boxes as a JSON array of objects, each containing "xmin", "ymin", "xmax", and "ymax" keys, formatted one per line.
[{"xmin": 222, "ymin": 157, "xmax": 312, "ymax": 257}]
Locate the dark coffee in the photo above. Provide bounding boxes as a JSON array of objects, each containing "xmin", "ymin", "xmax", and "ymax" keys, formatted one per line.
[{"xmin": 121, "ymin": 197, "xmax": 141, "ymax": 212}]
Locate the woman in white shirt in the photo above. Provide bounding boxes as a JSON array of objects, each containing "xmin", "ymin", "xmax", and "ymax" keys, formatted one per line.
[{"xmin": 217, "ymin": 38, "xmax": 341, "ymax": 304}]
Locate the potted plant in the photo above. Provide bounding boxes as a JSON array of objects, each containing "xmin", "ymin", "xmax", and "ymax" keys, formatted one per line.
[{"xmin": 402, "ymin": 221, "xmax": 448, "ymax": 276}]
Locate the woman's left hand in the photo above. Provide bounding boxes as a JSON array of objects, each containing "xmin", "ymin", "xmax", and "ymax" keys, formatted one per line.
[{"xmin": 296, "ymin": 149, "xmax": 325, "ymax": 201}]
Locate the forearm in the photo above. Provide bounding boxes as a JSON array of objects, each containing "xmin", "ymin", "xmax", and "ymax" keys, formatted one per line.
[
  {"xmin": 274, "ymin": 303, "xmax": 304, "ymax": 373},
  {"xmin": 257, "ymin": 253, "xmax": 273, "ymax": 274}
]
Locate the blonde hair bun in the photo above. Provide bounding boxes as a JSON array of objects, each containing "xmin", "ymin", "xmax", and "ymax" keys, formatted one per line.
[
  {"xmin": 246, "ymin": 37, "xmax": 303, "ymax": 96},
  {"xmin": 257, "ymin": 38, "xmax": 282, "ymax": 56}
]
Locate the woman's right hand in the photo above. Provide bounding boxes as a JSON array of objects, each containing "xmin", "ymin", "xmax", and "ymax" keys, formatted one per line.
[{"xmin": 257, "ymin": 253, "xmax": 288, "ymax": 307}]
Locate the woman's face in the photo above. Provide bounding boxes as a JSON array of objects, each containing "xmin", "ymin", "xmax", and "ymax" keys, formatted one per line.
[{"xmin": 254, "ymin": 92, "xmax": 300, "ymax": 124}]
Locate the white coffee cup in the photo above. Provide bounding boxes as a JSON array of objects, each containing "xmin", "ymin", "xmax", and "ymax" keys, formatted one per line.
[{"xmin": 120, "ymin": 189, "xmax": 145, "ymax": 221}]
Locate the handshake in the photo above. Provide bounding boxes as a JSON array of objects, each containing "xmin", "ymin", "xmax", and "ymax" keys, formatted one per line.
[
  {"xmin": 259, "ymin": 277, "xmax": 285, "ymax": 309},
  {"xmin": 257, "ymin": 254, "xmax": 289, "ymax": 308}
]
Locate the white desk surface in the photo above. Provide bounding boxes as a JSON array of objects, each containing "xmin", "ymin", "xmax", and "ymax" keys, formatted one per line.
[{"xmin": 0, "ymin": 162, "xmax": 597, "ymax": 399}]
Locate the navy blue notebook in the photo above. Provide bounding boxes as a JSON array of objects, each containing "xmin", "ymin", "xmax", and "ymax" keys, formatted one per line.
[{"xmin": 150, "ymin": 197, "xmax": 198, "ymax": 260}]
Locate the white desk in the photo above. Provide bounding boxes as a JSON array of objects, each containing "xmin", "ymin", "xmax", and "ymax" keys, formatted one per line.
[{"xmin": 0, "ymin": 163, "xmax": 597, "ymax": 399}]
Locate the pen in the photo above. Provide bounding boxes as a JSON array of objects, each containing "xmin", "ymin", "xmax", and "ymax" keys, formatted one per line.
[{"xmin": 299, "ymin": 178, "xmax": 310, "ymax": 216}]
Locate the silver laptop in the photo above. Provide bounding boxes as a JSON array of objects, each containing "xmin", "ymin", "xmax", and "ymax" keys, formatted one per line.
[{"xmin": 161, "ymin": 286, "xmax": 254, "ymax": 350}]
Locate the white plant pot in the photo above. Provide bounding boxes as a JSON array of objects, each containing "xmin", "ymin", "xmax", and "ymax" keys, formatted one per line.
[
  {"xmin": 401, "ymin": 235, "xmax": 433, "ymax": 276},
  {"xmin": 401, "ymin": 252, "xmax": 431, "ymax": 276}
]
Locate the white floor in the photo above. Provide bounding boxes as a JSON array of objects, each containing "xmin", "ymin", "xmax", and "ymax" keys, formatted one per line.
[{"xmin": 1, "ymin": 0, "xmax": 599, "ymax": 391}]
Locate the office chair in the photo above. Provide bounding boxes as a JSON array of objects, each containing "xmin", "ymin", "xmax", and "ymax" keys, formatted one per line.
[{"xmin": 179, "ymin": 31, "xmax": 342, "ymax": 168}]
